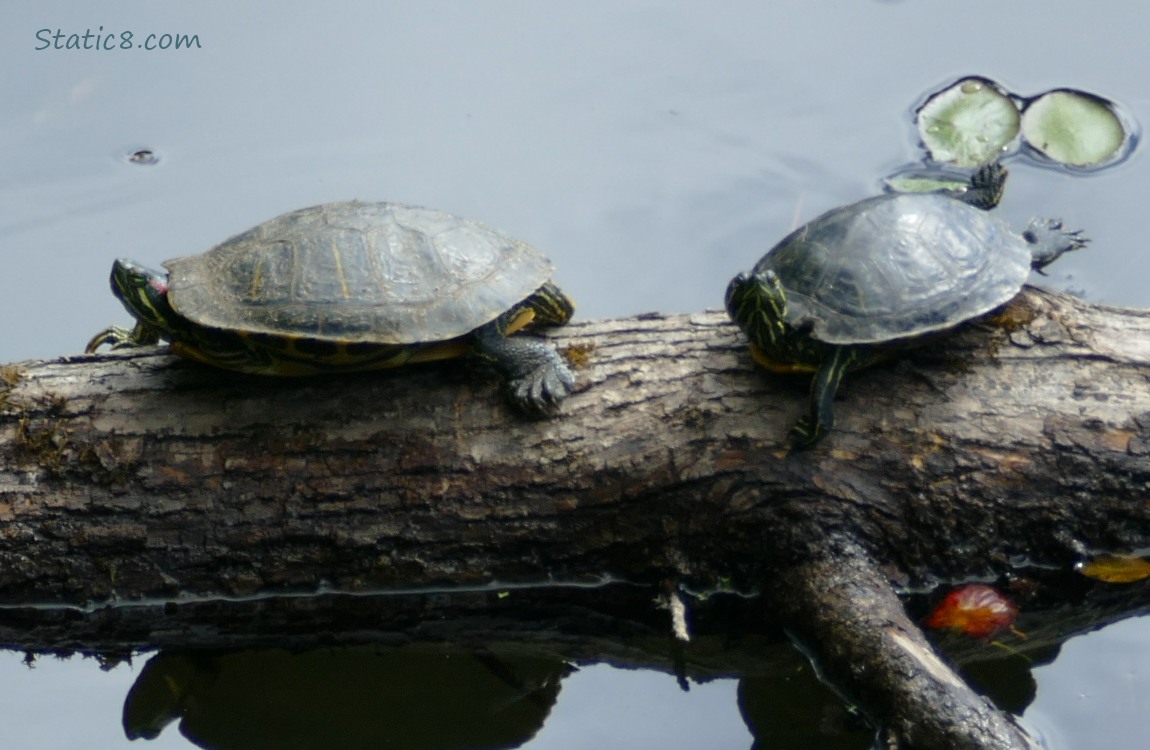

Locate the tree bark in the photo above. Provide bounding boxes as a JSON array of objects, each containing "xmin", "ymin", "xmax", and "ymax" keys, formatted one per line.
[{"xmin": 3, "ymin": 287, "xmax": 1150, "ymax": 750}]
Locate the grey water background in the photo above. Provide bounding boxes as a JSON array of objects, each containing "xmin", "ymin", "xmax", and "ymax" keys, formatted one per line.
[{"xmin": 1, "ymin": 1, "xmax": 1148, "ymax": 748}]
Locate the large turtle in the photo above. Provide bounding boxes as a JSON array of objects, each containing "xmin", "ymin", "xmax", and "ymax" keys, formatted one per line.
[
  {"xmin": 725, "ymin": 164, "xmax": 1087, "ymax": 448},
  {"xmin": 87, "ymin": 201, "xmax": 576, "ymax": 413}
]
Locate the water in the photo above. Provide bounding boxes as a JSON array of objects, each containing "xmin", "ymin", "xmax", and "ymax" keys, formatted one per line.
[
  {"xmin": 1026, "ymin": 616, "xmax": 1150, "ymax": 750},
  {"xmin": 2, "ymin": 1, "xmax": 1149, "ymax": 747}
]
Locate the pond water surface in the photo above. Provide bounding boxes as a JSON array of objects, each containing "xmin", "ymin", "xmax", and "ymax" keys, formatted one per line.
[{"xmin": 2, "ymin": 1, "xmax": 1149, "ymax": 748}]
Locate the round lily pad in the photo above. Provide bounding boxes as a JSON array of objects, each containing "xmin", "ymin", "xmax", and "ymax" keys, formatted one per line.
[
  {"xmin": 916, "ymin": 77, "xmax": 1020, "ymax": 167},
  {"xmin": 1020, "ymin": 89, "xmax": 1130, "ymax": 167}
]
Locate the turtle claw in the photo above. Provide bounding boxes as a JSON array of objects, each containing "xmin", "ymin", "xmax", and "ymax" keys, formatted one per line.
[{"xmin": 509, "ymin": 358, "xmax": 575, "ymax": 414}]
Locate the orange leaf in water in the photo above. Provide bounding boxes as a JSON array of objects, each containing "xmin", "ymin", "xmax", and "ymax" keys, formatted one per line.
[
  {"xmin": 1078, "ymin": 554, "xmax": 1150, "ymax": 584},
  {"xmin": 925, "ymin": 584, "xmax": 1019, "ymax": 638}
]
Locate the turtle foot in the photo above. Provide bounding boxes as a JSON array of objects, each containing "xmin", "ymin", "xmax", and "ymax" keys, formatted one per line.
[
  {"xmin": 507, "ymin": 356, "xmax": 576, "ymax": 414},
  {"xmin": 1025, "ymin": 218, "xmax": 1089, "ymax": 272},
  {"xmin": 85, "ymin": 323, "xmax": 161, "ymax": 353},
  {"xmin": 963, "ymin": 162, "xmax": 1008, "ymax": 210},
  {"xmin": 474, "ymin": 327, "xmax": 575, "ymax": 415},
  {"xmin": 789, "ymin": 416, "xmax": 826, "ymax": 450}
]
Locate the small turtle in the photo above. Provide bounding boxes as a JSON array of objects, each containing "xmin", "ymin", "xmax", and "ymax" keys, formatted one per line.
[
  {"xmin": 87, "ymin": 202, "xmax": 576, "ymax": 413},
  {"xmin": 725, "ymin": 164, "xmax": 1086, "ymax": 448}
]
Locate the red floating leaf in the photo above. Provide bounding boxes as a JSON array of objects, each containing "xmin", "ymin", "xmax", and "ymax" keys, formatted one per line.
[{"xmin": 925, "ymin": 584, "xmax": 1019, "ymax": 638}]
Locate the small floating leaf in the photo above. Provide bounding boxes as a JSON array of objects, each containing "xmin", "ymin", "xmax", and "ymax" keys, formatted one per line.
[
  {"xmin": 925, "ymin": 584, "xmax": 1019, "ymax": 638},
  {"xmin": 883, "ymin": 174, "xmax": 970, "ymax": 194},
  {"xmin": 1077, "ymin": 554, "xmax": 1150, "ymax": 583},
  {"xmin": 917, "ymin": 77, "xmax": 1020, "ymax": 167},
  {"xmin": 1021, "ymin": 90, "xmax": 1128, "ymax": 167}
]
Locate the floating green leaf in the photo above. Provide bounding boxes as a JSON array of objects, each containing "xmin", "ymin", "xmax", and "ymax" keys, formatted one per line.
[
  {"xmin": 884, "ymin": 174, "xmax": 970, "ymax": 195},
  {"xmin": 1021, "ymin": 90, "xmax": 1128, "ymax": 167},
  {"xmin": 917, "ymin": 78, "xmax": 1020, "ymax": 167}
]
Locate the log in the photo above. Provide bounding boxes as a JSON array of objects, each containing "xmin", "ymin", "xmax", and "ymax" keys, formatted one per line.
[{"xmin": 2, "ymin": 287, "xmax": 1149, "ymax": 750}]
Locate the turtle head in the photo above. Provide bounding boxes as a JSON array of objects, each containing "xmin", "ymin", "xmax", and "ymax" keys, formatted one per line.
[
  {"xmin": 726, "ymin": 269, "xmax": 789, "ymax": 348},
  {"xmin": 109, "ymin": 259, "xmax": 179, "ymax": 338}
]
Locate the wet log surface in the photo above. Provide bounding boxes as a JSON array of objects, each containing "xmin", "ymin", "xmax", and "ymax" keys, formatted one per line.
[{"xmin": 2, "ymin": 287, "xmax": 1150, "ymax": 750}]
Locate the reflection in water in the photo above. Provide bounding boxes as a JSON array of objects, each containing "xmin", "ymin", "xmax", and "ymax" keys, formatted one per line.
[
  {"xmin": 5, "ymin": 575, "xmax": 1122, "ymax": 750},
  {"xmin": 738, "ymin": 671, "xmax": 873, "ymax": 750},
  {"xmin": 118, "ymin": 637, "xmax": 902, "ymax": 749},
  {"xmin": 124, "ymin": 646, "xmax": 571, "ymax": 750}
]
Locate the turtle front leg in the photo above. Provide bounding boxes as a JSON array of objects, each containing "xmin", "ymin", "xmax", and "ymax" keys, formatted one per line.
[
  {"xmin": 473, "ymin": 322, "xmax": 575, "ymax": 414},
  {"xmin": 790, "ymin": 345, "xmax": 854, "ymax": 449},
  {"xmin": 85, "ymin": 322, "xmax": 162, "ymax": 353}
]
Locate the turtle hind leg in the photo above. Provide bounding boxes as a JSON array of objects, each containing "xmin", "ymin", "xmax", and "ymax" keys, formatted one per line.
[
  {"xmin": 790, "ymin": 346, "xmax": 855, "ymax": 449},
  {"xmin": 511, "ymin": 282, "xmax": 575, "ymax": 331},
  {"xmin": 473, "ymin": 284, "xmax": 576, "ymax": 413},
  {"xmin": 960, "ymin": 162, "xmax": 1008, "ymax": 210},
  {"xmin": 473, "ymin": 322, "xmax": 575, "ymax": 414}
]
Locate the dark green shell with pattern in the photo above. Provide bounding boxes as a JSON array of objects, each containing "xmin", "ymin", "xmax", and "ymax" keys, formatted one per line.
[
  {"xmin": 754, "ymin": 192, "xmax": 1033, "ymax": 344},
  {"xmin": 165, "ymin": 201, "xmax": 556, "ymax": 344}
]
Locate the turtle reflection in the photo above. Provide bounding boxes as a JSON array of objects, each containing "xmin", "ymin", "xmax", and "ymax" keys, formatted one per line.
[{"xmin": 123, "ymin": 645, "xmax": 571, "ymax": 749}]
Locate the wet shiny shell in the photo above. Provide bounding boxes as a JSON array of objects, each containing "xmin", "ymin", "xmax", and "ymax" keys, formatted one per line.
[
  {"xmin": 755, "ymin": 192, "xmax": 1032, "ymax": 345},
  {"xmin": 165, "ymin": 202, "xmax": 554, "ymax": 344}
]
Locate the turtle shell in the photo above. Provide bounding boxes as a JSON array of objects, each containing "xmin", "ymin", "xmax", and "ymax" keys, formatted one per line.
[
  {"xmin": 754, "ymin": 192, "xmax": 1033, "ymax": 345},
  {"xmin": 165, "ymin": 202, "xmax": 554, "ymax": 345}
]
